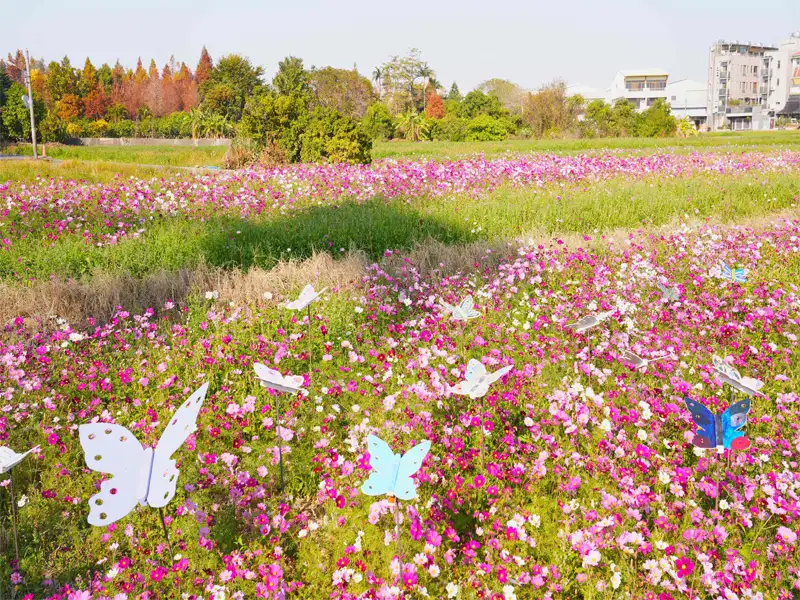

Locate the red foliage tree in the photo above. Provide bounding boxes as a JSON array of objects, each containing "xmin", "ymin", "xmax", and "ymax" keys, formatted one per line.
[
  {"xmin": 195, "ymin": 47, "xmax": 213, "ymax": 87},
  {"xmin": 84, "ymin": 87, "xmax": 110, "ymax": 119},
  {"xmin": 425, "ymin": 91, "xmax": 445, "ymax": 119}
]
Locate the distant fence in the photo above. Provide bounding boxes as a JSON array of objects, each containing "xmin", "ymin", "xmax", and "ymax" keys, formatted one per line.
[{"xmin": 69, "ymin": 138, "xmax": 232, "ymax": 147}]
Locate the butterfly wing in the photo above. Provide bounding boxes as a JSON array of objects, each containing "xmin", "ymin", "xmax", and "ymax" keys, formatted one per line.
[
  {"xmin": 683, "ymin": 397, "xmax": 717, "ymax": 449},
  {"xmin": 0, "ymin": 447, "xmax": 32, "ymax": 474},
  {"xmin": 734, "ymin": 268, "xmax": 747, "ymax": 283},
  {"xmin": 721, "ymin": 398, "xmax": 751, "ymax": 450},
  {"xmin": 146, "ymin": 383, "xmax": 208, "ymax": 508},
  {"xmin": 286, "ymin": 284, "xmax": 314, "ymax": 310},
  {"xmin": 567, "ymin": 315, "xmax": 598, "ymax": 333},
  {"xmin": 393, "ymin": 440, "xmax": 432, "ymax": 501},
  {"xmin": 254, "ymin": 363, "xmax": 302, "ymax": 394},
  {"xmin": 621, "ymin": 351, "xmax": 646, "ymax": 369},
  {"xmin": 361, "ymin": 435, "xmax": 401, "ymax": 497},
  {"xmin": 458, "ymin": 296, "xmax": 480, "ymax": 320},
  {"xmin": 738, "ymin": 376, "xmax": 764, "ymax": 395},
  {"xmin": 79, "ymin": 423, "xmax": 150, "ymax": 525},
  {"xmin": 486, "ymin": 364, "xmax": 513, "ymax": 386},
  {"xmin": 452, "ymin": 359, "xmax": 487, "ymax": 397}
]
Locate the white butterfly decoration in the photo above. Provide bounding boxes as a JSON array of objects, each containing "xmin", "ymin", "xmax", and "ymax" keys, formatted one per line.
[
  {"xmin": 285, "ymin": 284, "xmax": 327, "ymax": 311},
  {"xmin": 439, "ymin": 296, "xmax": 481, "ymax": 322},
  {"xmin": 361, "ymin": 435, "xmax": 431, "ymax": 501},
  {"xmin": 0, "ymin": 446, "xmax": 37, "ymax": 474},
  {"xmin": 620, "ymin": 350, "xmax": 673, "ymax": 371},
  {"xmin": 657, "ymin": 282, "xmax": 680, "ymax": 303},
  {"xmin": 712, "ymin": 355, "xmax": 764, "ymax": 396},
  {"xmin": 566, "ymin": 311, "xmax": 614, "ymax": 334},
  {"xmin": 451, "ymin": 358, "xmax": 513, "ymax": 399},
  {"xmin": 79, "ymin": 383, "xmax": 208, "ymax": 526},
  {"xmin": 254, "ymin": 363, "xmax": 305, "ymax": 394}
]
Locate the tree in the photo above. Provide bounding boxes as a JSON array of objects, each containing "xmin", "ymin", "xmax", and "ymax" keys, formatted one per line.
[
  {"xmin": 196, "ymin": 47, "xmax": 213, "ymax": 87},
  {"xmin": 636, "ymin": 98, "xmax": 676, "ymax": 137},
  {"xmin": 310, "ymin": 67, "xmax": 375, "ymax": 119},
  {"xmin": 395, "ymin": 111, "xmax": 424, "ymax": 141},
  {"xmin": 1, "ymin": 83, "xmax": 45, "ymax": 141},
  {"xmin": 272, "ymin": 56, "xmax": 309, "ymax": 98},
  {"xmin": 45, "ymin": 56, "xmax": 79, "ymax": 103},
  {"xmin": 584, "ymin": 99, "xmax": 614, "ymax": 137},
  {"xmin": 361, "ymin": 102, "xmax": 395, "ymax": 140},
  {"xmin": 378, "ymin": 48, "xmax": 433, "ymax": 114},
  {"xmin": 425, "ymin": 91, "xmax": 445, "ymax": 119},
  {"xmin": 84, "ymin": 87, "xmax": 110, "ymax": 119},
  {"xmin": 97, "ymin": 63, "xmax": 113, "ymax": 91},
  {"xmin": 201, "ymin": 54, "xmax": 264, "ymax": 121},
  {"xmin": 460, "ymin": 90, "xmax": 506, "ymax": 120},
  {"xmin": 447, "ymin": 82, "xmax": 462, "ymax": 102},
  {"xmin": 296, "ymin": 106, "xmax": 372, "ymax": 164},
  {"xmin": 479, "ymin": 78, "xmax": 526, "ymax": 115},
  {"xmin": 372, "ymin": 67, "xmax": 382, "ymax": 98},
  {"xmin": 464, "ymin": 114, "xmax": 510, "ymax": 141},
  {"xmin": 523, "ymin": 80, "xmax": 578, "ymax": 138},
  {"xmin": 610, "ymin": 99, "xmax": 638, "ymax": 136},
  {"xmin": 56, "ymin": 93, "xmax": 83, "ymax": 121},
  {"xmin": 78, "ymin": 58, "xmax": 98, "ymax": 97}
]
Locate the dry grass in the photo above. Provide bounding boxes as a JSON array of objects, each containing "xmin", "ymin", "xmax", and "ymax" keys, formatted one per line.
[{"xmin": 4, "ymin": 208, "xmax": 799, "ymax": 331}]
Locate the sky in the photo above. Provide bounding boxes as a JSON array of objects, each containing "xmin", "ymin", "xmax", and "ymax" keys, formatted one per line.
[{"xmin": 3, "ymin": 0, "xmax": 800, "ymax": 92}]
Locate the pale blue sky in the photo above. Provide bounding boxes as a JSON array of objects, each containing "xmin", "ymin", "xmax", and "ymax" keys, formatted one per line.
[{"xmin": 3, "ymin": 0, "xmax": 799, "ymax": 91}]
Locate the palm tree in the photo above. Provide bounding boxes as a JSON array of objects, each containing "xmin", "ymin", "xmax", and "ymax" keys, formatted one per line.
[
  {"xmin": 189, "ymin": 108, "xmax": 205, "ymax": 141},
  {"xmin": 372, "ymin": 67, "xmax": 382, "ymax": 99},
  {"xmin": 417, "ymin": 64, "xmax": 434, "ymax": 111},
  {"xmin": 397, "ymin": 111, "xmax": 423, "ymax": 142}
]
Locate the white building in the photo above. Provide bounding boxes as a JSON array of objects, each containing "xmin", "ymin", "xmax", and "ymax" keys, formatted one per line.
[
  {"xmin": 565, "ymin": 84, "xmax": 605, "ymax": 103},
  {"xmin": 707, "ymin": 40, "xmax": 777, "ymax": 131},
  {"xmin": 765, "ymin": 32, "xmax": 800, "ymax": 113},
  {"xmin": 606, "ymin": 70, "xmax": 669, "ymax": 111},
  {"xmin": 666, "ymin": 79, "xmax": 708, "ymax": 128}
]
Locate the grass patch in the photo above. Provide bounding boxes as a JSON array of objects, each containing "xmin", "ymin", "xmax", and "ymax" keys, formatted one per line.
[
  {"xmin": 373, "ymin": 130, "xmax": 800, "ymax": 159},
  {"xmin": 6, "ymin": 143, "xmax": 227, "ymax": 167},
  {"xmin": 3, "ymin": 170, "xmax": 798, "ymax": 283},
  {"xmin": 0, "ymin": 159, "xmax": 183, "ymax": 183}
]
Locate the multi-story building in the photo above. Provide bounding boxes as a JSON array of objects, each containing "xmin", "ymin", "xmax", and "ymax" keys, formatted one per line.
[
  {"xmin": 777, "ymin": 51, "xmax": 800, "ymax": 118},
  {"xmin": 707, "ymin": 40, "xmax": 777, "ymax": 131},
  {"xmin": 765, "ymin": 32, "xmax": 800, "ymax": 114},
  {"xmin": 666, "ymin": 79, "xmax": 708, "ymax": 129},
  {"xmin": 606, "ymin": 70, "xmax": 669, "ymax": 111}
]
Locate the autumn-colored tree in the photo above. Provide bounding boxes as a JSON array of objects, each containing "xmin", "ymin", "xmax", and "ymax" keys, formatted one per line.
[
  {"xmin": 196, "ymin": 47, "xmax": 213, "ymax": 87},
  {"xmin": 176, "ymin": 63, "xmax": 199, "ymax": 111},
  {"xmin": 78, "ymin": 58, "xmax": 98, "ymax": 97},
  {"xmin": 4, "ymin": 51, "xmax": 26, "ymax": 84},
  {"xmin": 45, "ymin": 57, "xmax": 79, "ymax": 104},
  {"xmin": 84, "ymin": 87, "xmax": 110, "ymax": 119},
  {"xmin": 111, "ymin": 62, "xmax": 125, "ymax": 87},
  {"xmin": 148, "ymin": 59, "xmax": 159, "ymax": 80},
  {"xmin": 425, "ymin": 91, "xmax": 445, "ymax": 119},
  {"xmin": 56, "ymin": 93, "xmax": 83, "ymax": 121},
  {"xmin": 133, "ymin": 58, "xmax": 147, "ymax": 83}
]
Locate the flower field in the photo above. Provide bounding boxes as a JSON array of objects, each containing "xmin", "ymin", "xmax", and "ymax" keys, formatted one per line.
[{"xmin": 1, "ymin": 151, "xmax": 800, "ymax": 599}]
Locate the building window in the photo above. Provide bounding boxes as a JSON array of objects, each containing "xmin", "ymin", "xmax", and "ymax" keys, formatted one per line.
[{"xmin": 671, "ymin": 95, "xmax": 677, "ymax": 101}]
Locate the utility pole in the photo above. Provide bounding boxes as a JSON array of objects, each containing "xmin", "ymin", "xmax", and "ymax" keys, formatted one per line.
[{"xmin": 23, "ymin": 49, "xmax": 38, "ymax": 159}]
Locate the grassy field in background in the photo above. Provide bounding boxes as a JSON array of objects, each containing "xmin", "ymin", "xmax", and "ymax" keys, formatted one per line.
[
  {"xmin": 372, "ymin": 130, "xmax": 800, "ymax": 159},
  {"xmin": 3, "ymin": 130, "xmax": 799, "ymax": 170},
  {"xmin": 4, "ymin": 143, "xmax": 228, "ymax": 167},
  {"xmin": 0, "ymin": 159, "xmax": 185, "ymax": 183},
  {"xmin": 3, "ymin": 169, "xmax": 798, "ymax": 283}
]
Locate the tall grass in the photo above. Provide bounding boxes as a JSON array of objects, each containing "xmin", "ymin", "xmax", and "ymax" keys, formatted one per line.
[{"xmin": 6, "ymin": 144, "xmax": 227, "ymax": 167}]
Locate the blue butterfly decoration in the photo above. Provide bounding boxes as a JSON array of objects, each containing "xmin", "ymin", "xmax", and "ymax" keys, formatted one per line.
[
  {"xmin": 683, "ymin": 396, "xmax": 751, "ymax": 450},
  {"xmin": 361, "ymin": 435, "xmax": 431, "ymax": 501},
  {"xmin": 719, "ymin": 261, "xmax": 747, "ymax": 284}
]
